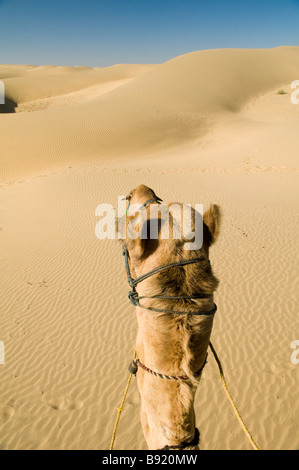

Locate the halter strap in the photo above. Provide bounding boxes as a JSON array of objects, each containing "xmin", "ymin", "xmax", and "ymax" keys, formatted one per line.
[
  {"xmin": 129, "ymin": 354, "xmax": 208, "ymax": 381},
  {"xmin": 122, "ymin": 243, "xmax": 216, "ymax": 316}
]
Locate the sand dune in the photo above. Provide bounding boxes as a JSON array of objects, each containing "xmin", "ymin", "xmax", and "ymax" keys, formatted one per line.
[
  {"xmin": 1, "ymin": 63, "xmax": 155, "ymax": 103},
  {"xmin": 1, "ymin": 47, "xmax": 299, "ymax": 182},
  {"xmin": 0, "ymin": 47, "xmax": 298, "ymax": 450}
]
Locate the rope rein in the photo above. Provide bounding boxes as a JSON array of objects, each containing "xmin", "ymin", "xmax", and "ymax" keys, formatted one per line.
[
  {"xmin": 110, "ymin": 343, "xmax": 261, "ymax": 451},
  {"xmin": 110, "ymin": 350, "xmax": 137, "ymax": 452},
  {"xmin": 208, "ymin": 342, "xmax": 260, "ymax": 451}
]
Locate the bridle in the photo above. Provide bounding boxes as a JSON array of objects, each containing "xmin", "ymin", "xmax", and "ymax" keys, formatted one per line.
[
  {"xmin": 122, "ymin": 196, "xmax": 217, "ymax": 450},
  {"xmin": 123, "ymin": 196, "xmax": 217, "ymax": 369},
  {"xmin": 123, "ymin": 242, "xmax": 217, "ymax": 316},
  {"xmin": 122, "ymin": 198, "xmax": 217, "ymax": 316},
  {"xmin": 122, "ymin": 195, "xmax": 217, "ymax": 317}
]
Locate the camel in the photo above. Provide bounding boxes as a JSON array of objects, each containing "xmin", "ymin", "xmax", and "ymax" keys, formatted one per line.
[{"xmin": 119, "ymin": 184, "xmax": 221, "ymax": 450}]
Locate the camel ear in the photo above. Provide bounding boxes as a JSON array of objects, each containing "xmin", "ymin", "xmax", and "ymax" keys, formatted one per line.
[{"xmin": 203, "ymin": 204, "xmax": 221, "ymax": 245}]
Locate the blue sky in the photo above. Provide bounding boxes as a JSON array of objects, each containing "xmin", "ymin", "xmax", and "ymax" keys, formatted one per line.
[{"xmin": 0, "ymin": 0, "xmax": 298, "ymax": 66}]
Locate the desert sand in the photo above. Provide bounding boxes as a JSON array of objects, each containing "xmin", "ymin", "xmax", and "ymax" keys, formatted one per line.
[{"xmin": 0, "ymin": 47, "xmax": 298, "ymax": 450}]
